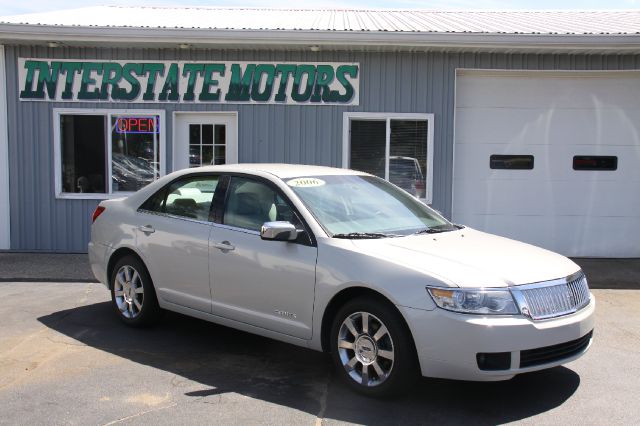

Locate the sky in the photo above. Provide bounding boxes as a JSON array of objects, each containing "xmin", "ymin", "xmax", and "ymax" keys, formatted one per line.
[{"xmin": 0, "ymin": 0, "xmax": 639, "ymax": 16}]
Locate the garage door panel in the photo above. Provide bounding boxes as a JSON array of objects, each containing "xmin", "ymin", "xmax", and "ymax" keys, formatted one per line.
[
  {"xmin": 549, "ymin": 180, "xmax": 640, "ymax": 216},
  {"xmin": 454, "ymin": 144, "xmax": 544, "ymax": 181},
  {"xmin": 457, "ymin": 74, "xmax": 640, "ymax": 109},
  {"xmin": 455, "ymin": 178, "xmax": 640, "ymax": 217},
  {"xmin": 458, "ymin": 215, "xmax": 639, "ymax": 258},
  {"xmin": 456, "ymin": 107, "xmax": 640, "ymax": 146},
  {"xmin": 456, "ymin": 143, "xmax": 640, "ymax": 182},
  {"xmin": 453, "ymin": 71, "xmax": 640, "ymax": 257},
  {"xmin": 453, "ymin": 179, "xmax": 548, "ymax": 216}
]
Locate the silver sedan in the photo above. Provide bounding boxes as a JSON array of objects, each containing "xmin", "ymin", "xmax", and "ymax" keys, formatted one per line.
[{"xmin": 89, "ymin": 164, "xmax": 594, "ymax": 396}]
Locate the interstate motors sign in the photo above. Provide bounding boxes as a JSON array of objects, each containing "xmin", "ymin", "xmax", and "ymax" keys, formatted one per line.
[{"xmin": 18, "ymin": 58, "xmax": 360, "ymax": 105}]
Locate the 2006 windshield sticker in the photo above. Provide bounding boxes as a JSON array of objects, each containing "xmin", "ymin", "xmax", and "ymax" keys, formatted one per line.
[
  {"xmin": 18, "ymin": 58, "xmax": 359, "ymax": 105},
  {"xmin": 287, "ymin": 178, "xmax": 326, "ymax": 187}
]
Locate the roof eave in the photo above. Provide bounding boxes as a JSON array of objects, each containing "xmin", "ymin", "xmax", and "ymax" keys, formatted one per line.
[{"xmin": 0, "ymin": 25, "xmax": 639, "ymax": 53}]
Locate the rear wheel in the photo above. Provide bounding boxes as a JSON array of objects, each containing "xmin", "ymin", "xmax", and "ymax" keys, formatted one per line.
[
  {"xmin": 330, "ymin": 297, "xmax": 418, "ymax": 396},
  {"xmin": 110, "ymin": 255, "xmax": 160, "ymax": 327}
]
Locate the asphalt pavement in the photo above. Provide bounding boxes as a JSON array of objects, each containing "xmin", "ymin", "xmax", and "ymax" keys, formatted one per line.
[{"xmin": 0, "ymin": 281, "xmax": 639, "ymax": 425}]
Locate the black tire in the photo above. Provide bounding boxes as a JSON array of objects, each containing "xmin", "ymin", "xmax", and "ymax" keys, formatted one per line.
[
  {"xmin": 330, "ymin": 296, "xmax": 419, "ymax": 397},
  {"xmin": 110, "ymin": 255, "xmax": 161, "ymax": 327}
]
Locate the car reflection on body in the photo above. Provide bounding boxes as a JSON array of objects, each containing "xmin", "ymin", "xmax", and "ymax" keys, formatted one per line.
[{"xmin": 89, "ymin": 164, "xmax": 594, "ymax": 396}]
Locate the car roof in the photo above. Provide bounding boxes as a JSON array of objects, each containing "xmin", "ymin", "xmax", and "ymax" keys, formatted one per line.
[
  {"xmin": 188, "ymin": 163, "xmax": 367, "ymax": 179},
  {"xmin": 119, "ymin": 163, "xmax": 370, "ymax": 208}
]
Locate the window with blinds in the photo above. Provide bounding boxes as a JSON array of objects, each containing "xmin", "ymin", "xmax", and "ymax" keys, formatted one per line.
[{"xmin": 349, "ymin": 118, "xmax": 428, "ymax": 199}]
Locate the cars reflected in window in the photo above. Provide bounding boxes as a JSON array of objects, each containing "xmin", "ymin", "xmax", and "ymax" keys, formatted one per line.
[{"xmin": 139, "ymin": 175, "xmax": 218, "ymax": 221}]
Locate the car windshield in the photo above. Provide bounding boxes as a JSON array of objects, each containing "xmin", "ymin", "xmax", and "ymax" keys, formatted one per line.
[{"xmin": 286, "ymin": 175, "xmax": 455, "ymax": 237}]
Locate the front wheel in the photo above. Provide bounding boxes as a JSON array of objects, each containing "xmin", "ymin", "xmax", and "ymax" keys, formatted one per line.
[
  {"xmin": 110, "ymin": 255, "xmax": 161, "ymax": 327},
  {"xmin": 330, "ymin": 297, "xmax": 418, "ymax": 397}
]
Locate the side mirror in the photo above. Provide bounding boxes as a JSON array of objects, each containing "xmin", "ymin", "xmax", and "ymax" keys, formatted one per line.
[{"xmin": 260, "ymin": 221, "xmax": 298, "ymax": 241}]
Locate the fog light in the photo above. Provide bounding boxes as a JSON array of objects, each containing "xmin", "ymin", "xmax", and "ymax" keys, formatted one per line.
[{"xmin": 476, "ymin": 352, "xmax": 511, "ymax": 371}]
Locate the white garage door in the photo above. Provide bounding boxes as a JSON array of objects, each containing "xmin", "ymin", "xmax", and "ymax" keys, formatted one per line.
[{"xmin": 452, "ymin": 70, "xmax": 640, "ymax": 257}]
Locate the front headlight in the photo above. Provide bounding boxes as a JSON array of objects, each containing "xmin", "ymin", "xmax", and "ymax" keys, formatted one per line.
[{"xmin": 426, "ymin": 287, "xmax": 519, "ymax": 315}]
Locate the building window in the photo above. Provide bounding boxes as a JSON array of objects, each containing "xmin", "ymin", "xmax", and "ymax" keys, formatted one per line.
[
  {"xmin": 490, "ymin": 155, "xmax": 534, "ymax": 170},
  {"xmin": 344, "ymin": 113, "xmax": 434, "ymax": 203},
  {"xmin": 189, "ymin": 123, "xmax": 226, "ymax": 167},
  {"xmin": 573, "ymin": 156, "xmax": 617, "ymax": 171},
  {"xmin": 111, "ymin": 115, "xmax": 160, "ymax": 192},
  {"xmin": 55, "ymin": 110, "xmax": 165, "ymax": 198},
  {"xmin": 60, "ymin": 114, "xmax": 107, "ymax": 193}
]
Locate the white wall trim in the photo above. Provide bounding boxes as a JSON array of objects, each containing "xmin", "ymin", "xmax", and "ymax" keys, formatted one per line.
[
  {"xmin": 456, "ymin": 68, "xmax": 640, "ymax": 78},
  {"xmin": 0, "ymin": 45, "xmax": 10, "ymax": 249},
  {"xmin": 342, "ymin": 112, "xmax": 435, "ymax": 204},
  {"xmin": 53, "ymin": 108, "xmax": 166, "ymax": 200},
  {"xmin": 0, "ymin": 25, "xmax": 639, "ymax": 54}
]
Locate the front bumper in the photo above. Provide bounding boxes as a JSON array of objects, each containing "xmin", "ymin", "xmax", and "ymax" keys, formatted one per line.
[{"xmin": 400, "ymin": 294, "xmax": 595, "ymax": 381}]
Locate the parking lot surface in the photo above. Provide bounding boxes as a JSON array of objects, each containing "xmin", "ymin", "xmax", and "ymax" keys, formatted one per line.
[{"xmin": 0, "ymin": 282, "xmax": 639, "ymax": 425}]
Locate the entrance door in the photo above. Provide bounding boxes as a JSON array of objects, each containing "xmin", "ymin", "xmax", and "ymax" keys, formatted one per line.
[{"xmin": 174, "ymin": 113, "xmax": 237, "ymax": 171}]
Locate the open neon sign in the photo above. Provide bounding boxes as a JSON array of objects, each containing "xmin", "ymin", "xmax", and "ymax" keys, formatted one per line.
[{"xmin": 115, "ymin": 116, "xmax": 160, "ymax": 134}]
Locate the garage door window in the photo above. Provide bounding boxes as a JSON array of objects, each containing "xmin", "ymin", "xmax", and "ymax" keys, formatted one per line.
[
  {"xmin": 573, "ymin": 156, "xmax": 617, "ymax": 171},
  {"xmin": 55, "ymin": 109, "xmax": 166, "ymax": 199},
  {"xmin": 344, "ymin": 113, "xmax": 434, "ymax": 203},
  {"xmin": 490, "ymin": 155, "xmax": 535, "ymax": 170}
]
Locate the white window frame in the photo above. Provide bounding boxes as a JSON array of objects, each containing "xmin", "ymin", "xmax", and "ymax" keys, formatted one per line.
[
  {"xmin": 53, "ymin": 108, "xmax": 166, "ymax": 199},
  {"xmin": 172, "ymin": 111, "xmax": 239, "ymax": 172},
  {"xmin": 342, "ymin": 112, "xmax": 435, "ymax": 204}
]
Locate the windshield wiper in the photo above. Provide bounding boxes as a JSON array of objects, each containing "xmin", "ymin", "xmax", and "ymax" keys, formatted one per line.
[
  {"xmin": 332, "ymin": 232, "xmax": 400, "ymax": 239},
  {"xmin": 414, "ymin": 225, "xmax": 457, "ymax": 235}
]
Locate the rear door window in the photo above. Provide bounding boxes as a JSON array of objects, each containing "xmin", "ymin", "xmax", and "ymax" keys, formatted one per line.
[{"xmin": 139, "ymin": 175, "xmax": 218, "ymax": 221}]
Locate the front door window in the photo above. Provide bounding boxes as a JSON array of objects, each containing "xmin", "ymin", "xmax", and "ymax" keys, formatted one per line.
[
  {"xmin": 189, "ymin": 123, "xmax": 227, "ymax": 167},
  {"xmin": 174, "ymin": 113, "xmax": 237, "ymax": 171}
]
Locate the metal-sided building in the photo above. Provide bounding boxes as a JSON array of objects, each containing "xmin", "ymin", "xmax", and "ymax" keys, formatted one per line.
[{"xmin": 0, "ymin": 7, "xmax": 638, "ymax": 256}]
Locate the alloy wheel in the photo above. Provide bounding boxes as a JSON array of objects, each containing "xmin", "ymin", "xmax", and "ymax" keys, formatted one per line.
[
  {"xmin": 113, "ymin": 265, "xmax": 144, "ymax": 319},
  {"xmin": 337, "ymin": 311, "xmax": 395, "ymax": 387}
]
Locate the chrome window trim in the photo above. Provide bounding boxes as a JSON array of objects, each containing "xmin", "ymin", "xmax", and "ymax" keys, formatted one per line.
[
  {"xmin": 211, "ymin": 222, "xmax": 261, "ymax": 236},
  {"xmin": 137, "ymin": 209, "xmax": 212, "ymax": 226}
]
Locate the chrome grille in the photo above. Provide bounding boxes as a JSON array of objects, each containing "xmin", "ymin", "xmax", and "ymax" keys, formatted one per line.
[{"xmin": 513, "ymin": 273, "xmax": 590, "ymax": 320}]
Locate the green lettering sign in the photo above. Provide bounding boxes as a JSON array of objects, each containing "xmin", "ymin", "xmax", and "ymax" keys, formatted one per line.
[
  {"xmin": 19, "ymin": 60, "xmax": 60, "ymax": 99},
  {"xmin": 291, "ymin": 65, "xmax": 316, "ymax": 103},
  {"xmin": 78, "ymin": 62, "xmax": 103, "ymax": 100},
  {"xmin": 182, "ymin": 64, "xmax": 204, "ymax": 101},
  {"xmin": 335, "ymin": 65, "xmax": 358, "ymax": 103},
  {"xmin": 60, "ymin": 62, "xmax": 82, "ymax": 100},
  {"xmin": 225, "ymin": 64, "xmax": 255, "ymax": 102},
  {"xmin": 251, "ymin": 64, "xmax": 275, "ymax": 102},
  {"xmin": 274, "ymin": 64, "xmax": 296, "ymax": 102},
  {"xmin": 199, "ymin": 64, "xmax": 225, "ymax": 101},
  {"xmin": 142, "ymin": 63, "xmax": 165, "ymax": 101},
  {"xmin": 100, "ymin": 63, "xmax": 122, "ymax": 101},
  {"xmin": 18, "ymin": 58, "xmax": 360, "ymax": 105}
]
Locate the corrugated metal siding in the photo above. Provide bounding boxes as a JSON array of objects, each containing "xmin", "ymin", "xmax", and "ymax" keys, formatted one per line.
[{"xmin": 5, "ymin": 45, "xmax": 640, "ymax": 252}]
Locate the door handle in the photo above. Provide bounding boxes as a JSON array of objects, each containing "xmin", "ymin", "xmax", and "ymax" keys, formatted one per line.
[
  {"xmin": 212, "ymin": 241, "xmax": 235, "ymax": 252},
  {"xmin": 138, "ymin": 225, "xmax": 155, "ymax": 234}
]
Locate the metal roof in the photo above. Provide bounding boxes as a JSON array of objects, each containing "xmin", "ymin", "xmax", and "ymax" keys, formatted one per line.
[
  {"xmin": 0, "ymin": 7, "xmax": 639, "ymax": 52},
  {"xmin": 2, "ymin": 7, "xmax": 640, "ymax": 34}
]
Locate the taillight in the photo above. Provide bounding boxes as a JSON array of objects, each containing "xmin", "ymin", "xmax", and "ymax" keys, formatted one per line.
[{"xmin": 92, "ymin": 206, "xmax": 106, "ymax": 223}]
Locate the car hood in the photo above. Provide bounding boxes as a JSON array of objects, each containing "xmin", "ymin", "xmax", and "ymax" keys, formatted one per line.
[{"xmin": 350, "ymin": 228, "xmax": 580, "ymax": 288}]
